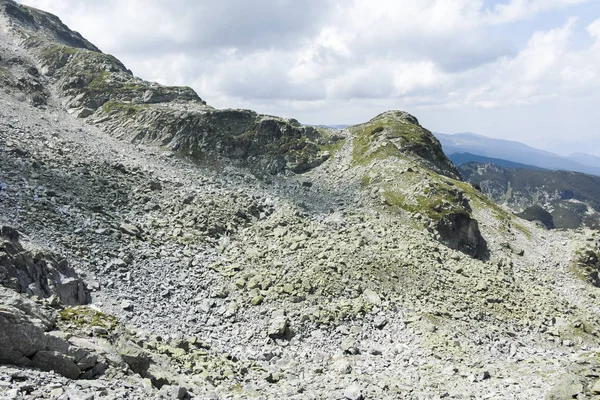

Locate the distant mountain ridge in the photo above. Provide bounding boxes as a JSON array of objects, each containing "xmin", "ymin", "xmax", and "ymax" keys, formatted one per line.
[
  {"xmin": 435, "ymin": 132, "xmax": 600, "ymax": 176},
  {"xmin": 569, "ymin": 152, "xmax": 600, "ymax": 168},
  {"xmin": 459, "ymin": 161, "xmax": 600, "ymax": 230},
  {"xmin": 448, "ymin": 152, "xmax": 547, "ymax": 171}
]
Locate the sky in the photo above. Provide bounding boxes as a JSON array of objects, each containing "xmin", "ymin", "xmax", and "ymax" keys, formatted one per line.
[{"xmin": 16, "ymin": 0, "xmax": 600, "ymax": 156}]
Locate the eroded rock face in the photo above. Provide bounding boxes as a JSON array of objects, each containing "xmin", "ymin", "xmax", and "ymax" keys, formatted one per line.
[
  {"xmin": 436, "ymin": 212, "xmax": 488, "ymax": 260},
  {"xmin": 99, "ymin": 107, "xmax": 337, "ymax": 175},
  {"xmin": 0, "ymin": 287, "xmax": 105, "ymax": 379},
  {"xmin": 1, "ymin": 0, "xmax": 99, "ymax": 51},
  {"xmin": 0, "ymin": 226, "xmax": 90, "ymax": 305}
]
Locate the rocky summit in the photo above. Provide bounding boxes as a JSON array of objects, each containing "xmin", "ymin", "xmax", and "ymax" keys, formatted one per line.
[{"xmin": 1, "ymin": 1, "xmax": 600, "ymax": 399}]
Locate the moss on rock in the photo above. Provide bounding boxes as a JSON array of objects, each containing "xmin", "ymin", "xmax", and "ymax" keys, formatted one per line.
[{"xmin": 350, "ymin": 110, "xmax": 460, "ymax": 179}]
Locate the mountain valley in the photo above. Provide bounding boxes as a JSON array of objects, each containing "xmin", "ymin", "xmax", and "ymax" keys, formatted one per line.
[{"xmin": 459, "ymin": 162, "xmax": 600, "ymax": 230}]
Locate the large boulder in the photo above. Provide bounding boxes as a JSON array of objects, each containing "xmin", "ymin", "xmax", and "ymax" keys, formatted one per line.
[
  {"xmin": 0, "ymin": 226, "xmax": 90, "ymax": 305},
  {"xmin": 436, "ymin": 211, "xmax": 488, "ymax": 260},
  {"xmin": 0, "ymin": 287, "xmax": 104, "ymax": 379}
]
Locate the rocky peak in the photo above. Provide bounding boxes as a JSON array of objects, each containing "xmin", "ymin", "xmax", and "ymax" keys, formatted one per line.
[
  {"xmin": 0, "ymin": 0, "xmax": 342, "ymax": 175},
  {"xmin": 350, "ymin": 109, "xmax": 461, "ymax": 179},
  {"xmin": 375, "ymin": 110, "xmax": 421, "ymax": 125},
  {"xmin": 0, "ymin": 0, "xmax": 99, "ymax": 51}
]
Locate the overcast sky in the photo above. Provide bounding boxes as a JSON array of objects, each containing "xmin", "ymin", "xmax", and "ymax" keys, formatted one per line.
[{"xmin": 16, "ymin": 0, "xmax": 600, "ymax": 156}]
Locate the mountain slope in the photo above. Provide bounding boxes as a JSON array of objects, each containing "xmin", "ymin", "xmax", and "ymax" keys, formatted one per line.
[
  {"xmin": 1, "ymin": 0, "xmax": 341, "ymax": 176},
  {"xmin": 459, "ymin": 162, "xmax": 600, "ymax": 229},
  {"xmin": 569, "ymin": 152, "xmax": 600, "ymax": 168},
  {"xmin": 2, "ymin": 1, "xmax": 600, "ymax": 399},
  {"xmin": 448, "ymin": 152, "xmax": 547, "ymax": 171},
  {"xmin": 436, "ymin": 132, "xmax": 600, "ymax": 176}
]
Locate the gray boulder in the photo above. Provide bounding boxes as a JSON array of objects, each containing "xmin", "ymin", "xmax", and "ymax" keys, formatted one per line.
[
  {"xmin": 0, "ymin": 226, "xmax": 90, "ymax": 305},
  {"xmin": 0, "ymin": 287, "xmax": 103, "ymax": 379}
]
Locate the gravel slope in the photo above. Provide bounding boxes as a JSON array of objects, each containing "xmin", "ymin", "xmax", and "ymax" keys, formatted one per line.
[{"xmin": 2, "ymin": 1, "xmax": 600, "ymax": 399}]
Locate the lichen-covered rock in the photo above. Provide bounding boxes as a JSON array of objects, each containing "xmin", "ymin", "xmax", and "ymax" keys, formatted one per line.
[
  {"xmin": 97, "ymin": 106, "xmax": 337, "ymax": 174},
  {"xmin": 0, "ymin": 287, "xmax": 103, "ymax": 379},
  {"xmin": 350, "ymin": 110, "xmax": 461, "ymax": 179}
]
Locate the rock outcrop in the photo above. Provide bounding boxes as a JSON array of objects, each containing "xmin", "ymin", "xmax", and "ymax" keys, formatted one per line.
[
  {"xmin": 0, "ymin": 287, "xmax": 105, "ymax": 379},
  {"xmin": 436, "ymin": 210, "xmax": 488, "ymax": 259},
  {"xmin": 0, "ymin": 226, "xmax": 90, "ymax": 305},
  {"xmin": 351, "ymin": 110, "xmax": 461, "ymax": 179}
]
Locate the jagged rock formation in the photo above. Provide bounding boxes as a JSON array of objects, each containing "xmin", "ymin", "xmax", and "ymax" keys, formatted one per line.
[
  {"xmin": 0, "ymin": 226, "xmax": 89, "ymax": 305},
  {"xmin": 0, "ymin": 0, "xmax": 340, "ymax": 175},
  {"xmin": 3, "ymin": 1, "xmax": 600, "ymax": 399},
  {"xmin": 0, "ymin": 284, "xmax": 104, "ymax": 380}
]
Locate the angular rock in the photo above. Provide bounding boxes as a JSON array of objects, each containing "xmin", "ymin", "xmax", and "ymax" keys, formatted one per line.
[
  {"xmin": 344, "ymin": 383, "xmax": 364, "ymax": 400},
  {"xmin": 0, "ymin": 288, "xmax": 99, "ymax": 379},
  {"xmin": 31, "ymin": 350, "xmax": 80, "ymax": 379},
  {"xmin": 267, "ymin": 310, "xmax": 289, "ymax": 338},
  {"xmin": 363, "ymin": 288, "xmax": 381, "ymax": 306},
  {"xmin": 119, "ymin": 223, "xmax": 142, "ymax": 237},
  {"xmin": 0, "ymin": 227, "xmax": 90, "ymax": 305}
]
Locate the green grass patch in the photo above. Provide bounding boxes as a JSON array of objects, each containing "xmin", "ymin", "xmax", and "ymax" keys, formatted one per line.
[
  {"xmin": 59, "ymin": 306, "xmax": 119, "ymax": 333},
  {"xmin": 42, "ymin": 45, "xmax": 77, "ymax": 59},
  {"xmin": 101, "ymin": 100, "xmax": 150, "ymax": 115},
  {"xmin": 319, "ymin": 137, "xmax": 346, "ymax": 158},
  {"xmin": 88, "ymin": 71, "xmax": 111, "ymax": 91}
]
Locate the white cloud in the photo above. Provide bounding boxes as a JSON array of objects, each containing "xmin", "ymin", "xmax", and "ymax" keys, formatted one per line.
[
  {"xmin": 17, "ymin": 0, "xmax": 599, "ymax": 108},
  {"xmin": 485, "ymin": 0, "xmax": 590, "ymax": 24},
  {"xmin": 14, "ymin": 0, "xmax": 600, "ymax": 154}
]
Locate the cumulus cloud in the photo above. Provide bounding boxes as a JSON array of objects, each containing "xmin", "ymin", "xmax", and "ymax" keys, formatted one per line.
[
  {"xmin": 21, "ymin": 0, "xmax": 335, "ymax": 53},
  {"xmin": 485, "ymin": 0, "xmax": 590, "ymax": 24},
  {"xmin": 15, "ymin": 0, "xmax": 600, "ymax": 154}
]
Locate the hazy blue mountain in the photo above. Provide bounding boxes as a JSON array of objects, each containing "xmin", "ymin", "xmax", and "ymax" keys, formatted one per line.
[
  {"xmin": 312, "ymin": 124, "xmax": 350, "ymax": 130},
  {"xmin": 569, "ymin": 152, "xmax": 600, "ymax": 168},
  {"xmin": 435, "ymin": 132, "xmax": 600, "ymax": 176},
  {"xmin": 449, "ymin": 152, "xmax": 547, "ymax": 171}
]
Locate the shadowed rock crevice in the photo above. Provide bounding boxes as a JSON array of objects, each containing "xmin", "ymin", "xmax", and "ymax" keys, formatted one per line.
[{"xmin": 436, "ymin": 212, "xmax": 489, "ymax": 260}]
